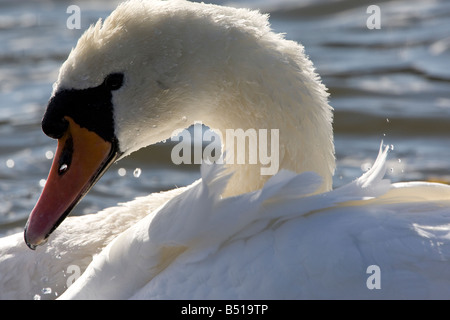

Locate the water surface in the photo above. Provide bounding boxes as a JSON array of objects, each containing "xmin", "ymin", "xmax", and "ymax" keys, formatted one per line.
[{"xmin": 1, "ymin": 0, "xmax": 449, "ymax": 237}]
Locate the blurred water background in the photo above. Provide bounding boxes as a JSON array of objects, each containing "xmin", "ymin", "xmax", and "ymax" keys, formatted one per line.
[{"xmin": 1, "ymin": 0, "xmax": 449, "ymax": 237}]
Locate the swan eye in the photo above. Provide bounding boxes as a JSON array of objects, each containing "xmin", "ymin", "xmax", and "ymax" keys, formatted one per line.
[{"xmin": 104, "ymin": 73, "xmax": 124, "ymax": 91}]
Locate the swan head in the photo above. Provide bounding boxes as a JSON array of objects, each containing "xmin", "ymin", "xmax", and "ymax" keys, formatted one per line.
[{"xmin": 24, "ymin": 0, "xmax": 335, "ymax": 249}]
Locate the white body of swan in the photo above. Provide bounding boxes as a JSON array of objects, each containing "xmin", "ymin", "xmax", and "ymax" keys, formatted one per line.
[{"xmin": 1, "ymin": 0, "xmax": 450, "ymax": 299}]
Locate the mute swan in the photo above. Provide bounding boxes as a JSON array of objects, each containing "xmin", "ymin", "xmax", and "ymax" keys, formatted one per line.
[{"xmin": 1, "ymin": 0, "xmax": 450, "ymax": 300}]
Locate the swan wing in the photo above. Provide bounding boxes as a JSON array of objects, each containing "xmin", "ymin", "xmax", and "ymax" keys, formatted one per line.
[
  {"xmin": 62, "ymin": 145, "xmax": 450, "ymax": 299},
  {"xmin": 130, "ymin": 149, "xmax": 450, "ymax": 299}
]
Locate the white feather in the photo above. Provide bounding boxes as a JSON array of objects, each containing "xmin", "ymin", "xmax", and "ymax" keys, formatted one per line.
[{"xmin": 1, "ymin": 0, "xmax": 450, "ymax": 300}]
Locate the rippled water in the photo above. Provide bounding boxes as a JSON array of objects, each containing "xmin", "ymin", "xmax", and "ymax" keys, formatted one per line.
[{"xmin": 1, "ymin": 0, "xmax": 449, "ymax": 237}]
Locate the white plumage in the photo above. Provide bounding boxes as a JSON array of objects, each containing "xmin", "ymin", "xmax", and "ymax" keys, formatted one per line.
[{"xmin": 1, "ymin": 0, "xmax": 450, "ymax": 299}]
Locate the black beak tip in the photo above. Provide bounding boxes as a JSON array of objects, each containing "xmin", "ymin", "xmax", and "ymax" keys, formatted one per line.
[
  {"xmin": 24, "ymin": 231, "xmax": 37, "ymax": 251},
  {"xmin": 23, "ymin": 225, "xmax": 47, "ymax": 250}
]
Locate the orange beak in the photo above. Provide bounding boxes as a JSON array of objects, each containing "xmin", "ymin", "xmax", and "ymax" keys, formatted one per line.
[{"xmin": 24, "ymin": 117, "xmax": 119, "ymax": 249}]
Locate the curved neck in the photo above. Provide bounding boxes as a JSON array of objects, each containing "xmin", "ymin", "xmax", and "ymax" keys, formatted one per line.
[
  {"xmin": 195, "ymin": 49, "xmax": 335, "ymax": 197},
  {"xmin": 107, "ymin": 4, "xmax": 336, "ymax": 197}
]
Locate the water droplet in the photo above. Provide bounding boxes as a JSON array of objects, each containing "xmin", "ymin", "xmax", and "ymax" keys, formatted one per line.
[
  {"xmin": 390, "ymin": 144, "xmax": 394, "ymax": 150},
  {"xmin": 59, "ymin": 163, "xmax": 68, "ymax": 174},
  {"xmin": 39, "ymin": 179, "xmax": 46, "ymax": 188},
  {"xmin": 6, "ymin": 159, "xmax": 14, "ymax": 168},
  {"xmin": 386, "ymin": 118, "xmax": 390, "ymax": 123},
  {"xmin": 45, "ymin": 150, "xmax": 54, "ymax": 160},
  {"xmin": 182, "ymin": 116, "xmax": 187, "ymax": 122},
  {"xmin": 33, "ymin": 294, "xmax": 41, "ymax": 300},
  {"xmin": 361, "ymin": 162, "xmax": 372, "ymax": 172},
  {"xmin": 41, "ymin": 287, "xmax": 52, "ymax": 295},
  {"xmin": 133, "ymin": 168, "xmax": 142, "ymax": 178},
  {"xmin": 118, "ymin": 168, "xmax": 126, "ymax": 177},
  {"xmin": 398, "ymin": 159, "xmax": 402, "ymax": 163}
]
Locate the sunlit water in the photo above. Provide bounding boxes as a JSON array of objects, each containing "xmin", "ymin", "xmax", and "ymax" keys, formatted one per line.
[{"xmin": 1, "ymin": 0, "xmax": 450, "ymax": 238}]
